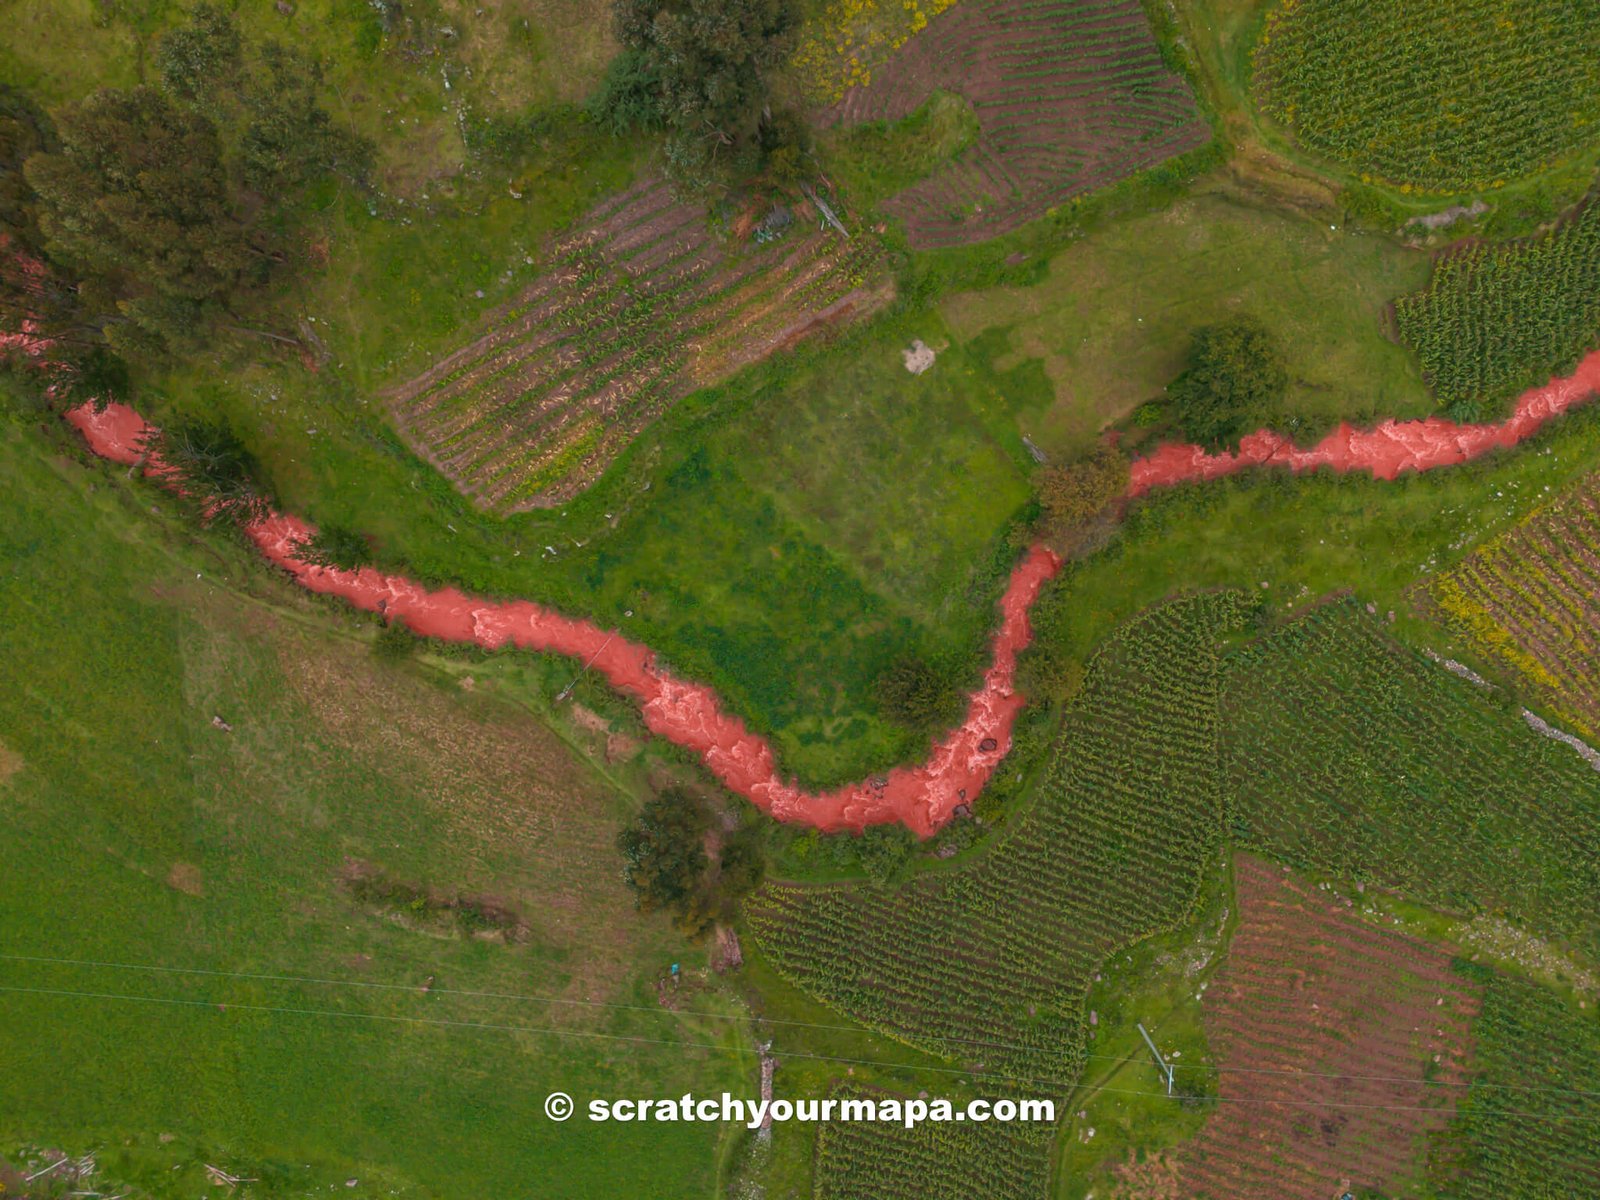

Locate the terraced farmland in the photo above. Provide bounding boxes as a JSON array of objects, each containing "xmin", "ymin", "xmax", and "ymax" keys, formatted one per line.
[
  {"xmin": 1395, "ymin": 195, "xmax": 1600, "ymax": 417},
  {"xmin": 747, "ymin": 591, "xmax": 1249, "ymax": 1084},
  {"xmin": 823, "ymin": 0, "xmax": 1209, "ymax": 248},
  {"xmin": 387, "ymin": 180, "xmax": 890, "ymax": 510},
  {"xmin": 1223, "ymin": 600, "xmax": 1600, "ymax": 955},
  {"xmin": 1175, "ymin": 856, "xmax": 1479, "ymax": 1198},
  {"xmin": 813, "ymin": 1086, "xmax": 1052, "ymax": 1199},
  {"xmin": 1254, "ymin": 0, "xmax": 1600, "ymax": 192},
  {"xmin": 1428, "ymin": 967, "xmax": 1600, "ymax": 1198},
  {"xmin": 1429, "ymin": 470, "xmax": 1600, "ymax": 737}
]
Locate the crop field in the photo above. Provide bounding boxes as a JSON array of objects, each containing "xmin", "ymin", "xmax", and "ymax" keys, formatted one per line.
[
  {"xmin": 1395, "ymin": 194, "xmax": 1600, "ymax": 417},
  {"xmin": 1427, "ymin": 966, "xmax": 1600, "ymax": 1197},
  {"xmin": 1223, "ymin": 599, "xmax": 1600, "ymax": 956},
  {"xmin": 1252, "ymin": 0, "xmax": 1600, "ymax": 192},
  {"xmin": 812, "ymin": 1085, "xmax": 1052, "ymax": 1199},
  {"xmin": 822, "ymin": 0, "xmax": 1209, "ymax": 248},
  {"xmin": 1429, "ymin": 469, "xmax": 1600, "ymax": 738},
  {"xmin": 387, "ymin": 180, "xmax": 890, "ymax": 509},
  {"xmin": 747, "ymin": 592, "xmax": 1249, "ymax": 1086},
  {"xmin": 1173, "ymin": 856, "xmax": 1479, "ymax": 1198}
]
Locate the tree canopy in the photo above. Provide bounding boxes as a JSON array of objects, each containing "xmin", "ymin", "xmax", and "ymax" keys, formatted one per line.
[
  {"xmin": 1166, "ymin": 315, "xmax": 1289, "ymax": 451},
  {"xmin": 616, "ymin": 788, "xmax": 766, "ymax": 939},
  {"xmin": 6, "ymin": 4, "xmax": 371, "ymax": 367},
  {"xmin": 603, "ymin": 0, "xmax": 803, "ymax": 185},
  {"xmin": 1035, "ymin": 444, "xmax": 1129, "ymax": 551},
  {"xmin": 25, "ymin": 86, "xmax": 250, "ymax": 361}
]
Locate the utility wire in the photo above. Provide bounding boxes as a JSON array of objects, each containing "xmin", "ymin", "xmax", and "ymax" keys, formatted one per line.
[
  {"xmin": 4, "ymin": 982, "xmax": 1600, "ymax": 1124},
  {"xmin": 6, "ymin": 957, "xmax": 1600, "ymax": 1104}
]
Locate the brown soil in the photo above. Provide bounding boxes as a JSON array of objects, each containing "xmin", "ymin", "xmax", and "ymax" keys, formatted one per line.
[
  {"xmin": 1109, "ymin": 1149, "xmax": 1182, "ymax": 1200},
  {"xmin": 1175, "ymin": 856, "xmax": 1481, "ymax": 1199},
  {"xmin": 165, "ymin": 862, "xmax": 204, "ymax": 897},
  {"xmin": 825, "ymin": 0, "xmax": 1207, "ymax": 248},
  {"xmin": 605, "ymin": 731, "xmax": 643, "ymax": 763},
  {"xmin": 0, "ymin": 738, "xmax": 21, "ymax": 785}
]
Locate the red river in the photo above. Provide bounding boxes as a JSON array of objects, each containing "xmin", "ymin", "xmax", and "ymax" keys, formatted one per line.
[{"xmin": 65, "ymin": 349, "xmax": 1600, "ymax": 835}]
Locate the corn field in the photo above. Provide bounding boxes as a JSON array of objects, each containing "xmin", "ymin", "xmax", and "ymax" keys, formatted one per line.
[
  {"xmin": 1254, "ymin": 0, "xmax": 1600, "ymax": 192},
  {"xmin": 1429, "ymin": 468, "xmax": 1600, "ymax": 739},
  {"xmin": 1394, "ymin": 195, "xmax": 1600, "ymax": 417}
]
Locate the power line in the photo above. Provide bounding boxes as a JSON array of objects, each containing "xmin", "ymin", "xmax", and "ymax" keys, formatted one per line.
[
  {"xmin": 4, "ymin": 982, "xmax": 1600, "ymax": 1125},
  {"xmin": 6, "ymin": 952, "xmax": 1600, "ymax": 1100}
]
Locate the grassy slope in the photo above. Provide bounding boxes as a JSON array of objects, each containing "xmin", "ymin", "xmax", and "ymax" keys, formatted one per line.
[
  {"xmin": 1026, "ymin": 403, "xmax": 1600, "ymax": 692},
  {"xmin": 0, "ymin": 420, "xmax": 747, "ymax": 1198},
  {"xmin": 942, "ymin": 186, "xmax": 1435, "ymax": 454}
]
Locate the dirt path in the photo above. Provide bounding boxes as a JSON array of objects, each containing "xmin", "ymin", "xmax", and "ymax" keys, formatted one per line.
[{"xmin": 65, "ymin": 348, "xmax": 1600, "ymax": 835}]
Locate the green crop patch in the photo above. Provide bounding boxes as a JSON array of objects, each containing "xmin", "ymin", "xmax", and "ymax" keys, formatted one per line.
[
  {"xmin": 748, "ymin": 591, "xmax": 1250, "ymax": 1084},
  {"xmin": 1253, "ymin": 0, "xmax": 1600, "ymax": 192},
  {"xmin": 1224, "ymin": 599, "xmax": 1600, "ymax": 956},
  {"xmin": 1395, "ymin": 195, "xmax": 1600, "ymax": 418},
  {"xmin": 387, "ymin": 180, "xmax": 892, "ymax": 511},
  {"xmin": 1430, "ymin": 467, "xmax": 1600, "ymax": 738}
]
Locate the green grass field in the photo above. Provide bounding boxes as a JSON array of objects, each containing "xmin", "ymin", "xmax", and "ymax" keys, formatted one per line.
[
  {"xmin": 0, "ymin": 419, "xmax": 749, "ymax": 1198},
  {"xmin": 13, "ymin": 3, "xmax": 1600, "ymax": 1194},
  {"xmin": 942, "ymin": 187, "xmax": 1435, "ymax": 454}
]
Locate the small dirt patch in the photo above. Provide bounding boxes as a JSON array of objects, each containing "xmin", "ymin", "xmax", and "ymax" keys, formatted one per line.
[
  {"xmin": 0, "ymin": 739, "xmax": 21, "ymax": 785},
  {"xmin": 166, "ymin": 862, "xmax": 204, "ymax": 897},
  {"xmin": 568, "ymin": 703, "xmax": 611, "ymax": 734},
  {"xmin": 902, "ymin": 339, "xmax": 937, "ymax": 374},
  {"xmin": 605, "ymin": 731, "xmax": 642, "ymax": 763}
]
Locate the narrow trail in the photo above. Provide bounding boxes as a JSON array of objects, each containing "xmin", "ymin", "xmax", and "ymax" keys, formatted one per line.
[{"xmin": 65, "ymin": 349, "xmax": 1600, "ymax": 835}]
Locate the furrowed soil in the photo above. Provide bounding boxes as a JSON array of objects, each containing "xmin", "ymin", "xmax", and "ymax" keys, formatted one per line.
[
  {"xmin": 387, "ymin": 181, "xmax": 891, "ymax": 510},
  {"xmin": 821, "ymin": 0, "xmax": 1209, "ymax": 247},
  {"xmin": 1173, "ymin": 856, "xmax": 1480, "ymax": 1198}
]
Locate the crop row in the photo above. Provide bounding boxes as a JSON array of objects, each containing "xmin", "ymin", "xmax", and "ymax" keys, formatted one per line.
[
  {"xmin": 812, "ymin": 1085, "xmax": 1052, "ymax": 1200},
  {"xmin": 1254, "ymin": 0, "xmax": 1600, "ymax": 191},
  {"xmin": 1394, "ymin": 194, "xmax": 1600, "ymax": 418},
  {"xmin": 828, "ymin": 0, "xmax": 1207, "ymax": 247},
  {"xmin": 388, "ymin": 188, "xmax": 884, "ymax": 509},
  {"xmin": 1222, "ymin": 598, "xmax": 1600, "ymax": 957},
  {"xmin": 1429, "ymin": 474, "xmax": 1600, "ymax": 737},
  {"xmin": 747, "ymin": 591, "xmax": 1253, "ymax": 1092}
]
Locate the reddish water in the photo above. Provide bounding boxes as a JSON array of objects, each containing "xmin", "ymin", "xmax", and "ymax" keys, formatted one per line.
[
  {"xmin": 64, "ymin": 348, "xmax": 1600, "ymax": 834},
  {"xmin": 1130, "ymin": 351, "xmax": 1600, "ymax": 494}
]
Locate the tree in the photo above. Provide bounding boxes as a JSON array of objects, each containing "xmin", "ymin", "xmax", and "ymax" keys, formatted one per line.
[
  {"xmin": 0, "ymin": 85, "xmax": 54, "ymax": 253},
  {"xmin": 297, "ymin": 524, "xmax": 373, "ymax": 571},
  {"xmin": 855, "ymin": 824, "xmax": 916, "ymax": 886},
  {"xmin": 1166, "ymin": 315, "xmax": 1288, "ymax": 450},
  {"xmin": 617, "ymin": 787, "xmax": 713, "ymax": 918},
  {"xmin": 605, "ymin": 0, "xmax": 800, "ymax": 185},
  {"xmin": 24, "ymin": 86, "xmax": 252, "ymax": 360},
  {"xmin": 144, "ymin": 419, "xmax": 271, "ymax": 526},
  {"xmin": 1035, "ymin": 443, "xmax": 1129, "ymax": 550},
  {"xmin": 616, "ymin": 788, "xmax": 767, "ymax": 938},
  {"xmin": 875, "ymin": 654, "xmax": 960, "ymax": 734},
  {"xmin": 237, "ymin": 40, "xmax": 374, "ymax": 192},
  {"xmin": 154, "ymin": 1, "xmax": 243, "ymax": 113}
]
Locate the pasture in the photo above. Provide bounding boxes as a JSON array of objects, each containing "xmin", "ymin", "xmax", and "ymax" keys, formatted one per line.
[{"xmin": 0, "ymin": 419, "xmax": 747, "ymax": 1197}]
